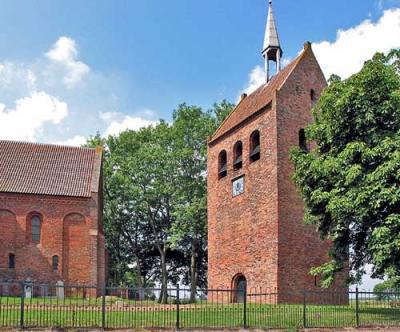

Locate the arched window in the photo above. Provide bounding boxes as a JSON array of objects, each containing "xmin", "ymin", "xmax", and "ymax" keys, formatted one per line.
[
  {"xmin": 250, "ymin": 130, "xmax": 260, "ymax": 163},
  {"xmin": 299, "ymin": 129, "xmax": 308, "ymax": 152},
  {"xmin": 218, "ymin": 150, "xmax": 228, "ymax": 179},
  {"xmin": 52, "ymin": 255, "xmax": 59, "ymax": 271},
  {"xmin": 310, "ymin": 89, "xmax": 317, "ymax": 106},
  {"xmin": 31, "ymin": 215, "xmax": 41, "ymax": 242},
  {"xmin": 8, "ymin": 253, "xmax": 15, "ymax": 269},
  {"xmin": 233, "ymin": 141, "xmax": 243, "ymax": 170}
]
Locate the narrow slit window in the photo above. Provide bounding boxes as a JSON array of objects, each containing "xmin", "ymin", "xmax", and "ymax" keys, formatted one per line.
[
  {"xmin": 233, "ymin": 141, "xmax": 243, "ymax": 170},
  {"xmin": 218, "ymin": 150, "xmax": 228, "ymax": 179},
  {"xmin": 52, "ymin": 255, "xmax": 59, "ymax": 271},
  {"xmin": 250, "ymin": 131, "xmax": 261, "ymax": 163},
  {"xmin": 8, "ymin": 253, "xmax": 15, "ymax": 269},
  {"xmin": 31, "ymin": 215, "xmax": 41, "ymax": 242},
  {"xmin": 299, "ymin": 129, "xmax": 308, "ymax": 152}
]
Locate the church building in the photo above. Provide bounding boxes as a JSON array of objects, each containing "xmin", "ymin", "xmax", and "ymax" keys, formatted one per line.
[
  {"xmin": 0, "ymin": 140, "xmax": 106, "ymax": 288},
  {"xmin": 207, "ymin": 1, "xmax": 346, "ymax": 302}
]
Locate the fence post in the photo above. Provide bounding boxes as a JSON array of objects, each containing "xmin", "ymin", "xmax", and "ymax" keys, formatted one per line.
[
  {"xmin": 243, "ymin": 285, "xmax": 247, "ymax": 328},
  {"xmin": 20, "ymin": 282, "xmax": 25, "ymax": 328},
  {"xmin": 303, "ymin": 289, "xmax": 307, "ymax": 328},
  {"xmin": 355, "ymin": 287, "xmax": 359, "ymax": 328},
  {"xmin": 102, "ymin": 285, "xmax": 106, "ymax": 329},
  {"xmin": 176, "ymin": 284, "xmax": 180, "ymax": 330}
]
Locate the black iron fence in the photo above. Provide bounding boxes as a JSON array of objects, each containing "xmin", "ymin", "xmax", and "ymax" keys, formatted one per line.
[{"xmin": 1, "ymin": 281, "xmax": 400, "ymax": 330}]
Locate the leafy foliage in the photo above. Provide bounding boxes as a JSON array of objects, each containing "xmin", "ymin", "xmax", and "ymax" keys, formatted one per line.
[
  {"xmin": 374, "ymin": 279, "xmax": 400, "ymax": 301},
  {"xmin": 86, "ymin": 100, "xmax": 234, "ymax": 300},
  {"xmin": 291, "ymin": 50, "xmax": 400, "ymax": 287}
]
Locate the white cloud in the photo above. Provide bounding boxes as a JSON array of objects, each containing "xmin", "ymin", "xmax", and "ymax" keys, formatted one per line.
[
  {"xmin": 55, "ymin": 135, "xmax": 87, "ymax": 147},
  {"xmin": 240, "ymin": 65, "xmax": 265, "ymax": 98},
  {"xmin": 0, "ymin": 61, "xmax": 37, "ymax": 93},
  {"xmin": 142, "ymin": 109, "xmax": 157, "ymax": 117},
  {"xmin": 0, "ymin": 91, "xmax": 68, "ymax": 141},
  {"xmin": 281, "ymin": 57, "xmax": 292, "ymax": 68},
  {"xmin": 241, "ymin": 9, "xmax": 400, "ymax": 97},
  {"xmin": 46, "ymin": 36, "xmax": 90, "ymax": 88},
  {"xmin": 0, "ymin": 36, "xmax": 118, "ymax": 144},
  {"xmin": 100, "ymin": 111, "xmax": 119, "ymax": 122},
  {"xmin": 0, "ymin": 36, "xmax": 156, "ymax": 144},
  {"xmin": 240, "ymin": 56, "xmax": 292, "ymax": 100},
  {"xmin": 313, "ymin": 8, "xmax": 400, "ymax": 79},
  {"xmin": 105, "ymin": 115, "xmax": 156, "ymax": 136}
]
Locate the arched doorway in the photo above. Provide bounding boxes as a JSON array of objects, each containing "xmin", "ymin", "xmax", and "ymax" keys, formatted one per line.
[{"xmin": 232, "ymin": 274, "xmax": 247, "ymax": 303}]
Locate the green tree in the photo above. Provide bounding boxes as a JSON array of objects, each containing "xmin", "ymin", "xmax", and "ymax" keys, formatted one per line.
[
  {"xmin": 291, "ymin": 50, "xmax": 400, "ymax": 287},
  {"xmin": 86, "ymin": 133, "xmax": 158, "ymax": 290},
  {"xmin": 211, "ymin": 99, "xmax": 235, "ymax": 127},
  {"xmin": 374, "ymin": 279, "xmax": 400, "ymax": 301},
  {"xmin": 171, "ymin": 104, "xmax": 215, "ymax": 301},
  {"xmin": 115, "ymin": 122, "xmax": 180, "ymax": 303},
  {"xmin": 85, "ymin": 134, "xmax": 128, "ymax": 285},
  {"xmin": 86, "ymin": 100, "xmax": 234, "ymax": 298}
]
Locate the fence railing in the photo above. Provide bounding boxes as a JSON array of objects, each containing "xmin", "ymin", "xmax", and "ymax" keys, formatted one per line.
[{"xmin": 0, "ymin": 282, "xmax": 400, "ymax": 330}]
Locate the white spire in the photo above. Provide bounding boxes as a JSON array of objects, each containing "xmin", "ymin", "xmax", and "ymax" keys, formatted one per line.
[
  {"xmin": 262, "ymin": 0, "xmax": 283, "ymax": 82},
  {"xmin": 263, "ymin": 0, "xmax": 281, "ymax": 52}
]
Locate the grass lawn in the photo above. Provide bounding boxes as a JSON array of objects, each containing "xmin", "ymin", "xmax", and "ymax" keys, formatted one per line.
[{"xmin": 1, "ymin": 299, "xmax": 400, "ymax": 330}]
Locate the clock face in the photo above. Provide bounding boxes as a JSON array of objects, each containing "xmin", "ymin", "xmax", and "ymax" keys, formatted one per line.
[{"xmin": 232, "ymin": 176, "xmax": 245, "ymax": 197}]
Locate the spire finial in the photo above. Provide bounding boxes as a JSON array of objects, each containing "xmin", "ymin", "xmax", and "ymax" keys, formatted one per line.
[{"xmin": 262, "ymin": 0, "xmax": 283, "ymax": 82}]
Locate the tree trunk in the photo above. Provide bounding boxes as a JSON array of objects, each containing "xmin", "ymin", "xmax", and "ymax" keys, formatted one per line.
[
  {"xmin": 190, "ymin": 239, "xmax": 198, "ymax": 303},
  {"xmin": 159, "ymin": 250, "xmax": 168, "ymax": 304},
  {"xmin": 134, "ymin": 253, "xmax": 145, "ymax": 300},
  {"xmin": 124, "ymin": 233, "xmax": 145, "ymax": 299}
]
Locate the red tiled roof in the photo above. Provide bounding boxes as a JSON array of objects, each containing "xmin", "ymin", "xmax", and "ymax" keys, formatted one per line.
[
  {"xmin": 209, "ymin": 47, "xmax": 307, "ymax": 144},
  {"xmin": 0, "ymin": 140, "xmax": 102, "ymax": 198}
]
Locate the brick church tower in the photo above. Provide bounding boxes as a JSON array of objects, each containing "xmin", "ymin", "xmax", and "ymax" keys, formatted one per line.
[{"xmin": 207, "ymin": 1, "xmax": 346, "ymax": 302}]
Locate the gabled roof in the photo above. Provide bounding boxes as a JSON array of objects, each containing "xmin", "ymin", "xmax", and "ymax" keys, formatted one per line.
[
  {"xmin": 209, "ymin": 44, "xmax": 311, "ymax": 144},
  {"xmin": 0, "ymin": 140, "xmax": 102, "ymax": 198}
]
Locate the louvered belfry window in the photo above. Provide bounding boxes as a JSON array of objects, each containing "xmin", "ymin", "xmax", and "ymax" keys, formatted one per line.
[
  {"xmin": 250, "ymin": 130, "xmax": 260, "ymax": 162},
  {"xmin": 218, "ymin": 150, "xmax": 228, "ymax": 179},
  {"xmin": 299, "ymin": 128, "xmax": 308, "ymax": 152},
  {"xmin": 233, "ymin": 141, "xmax": 243, "ymax": 170}
]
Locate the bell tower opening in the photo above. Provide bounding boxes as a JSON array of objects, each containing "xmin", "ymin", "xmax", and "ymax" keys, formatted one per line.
[{"xmin": 262, "ymin": 0, "xmax": 283, "ymax": 82}]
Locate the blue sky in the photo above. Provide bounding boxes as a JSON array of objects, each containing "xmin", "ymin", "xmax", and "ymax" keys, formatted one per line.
[
  {"xmin": 0, "ymin": 0, "xmax": 399, "ymax": 145},
  {"xmin": 0, "ymin": 0, "xmax": 399, "ymax": 288}
]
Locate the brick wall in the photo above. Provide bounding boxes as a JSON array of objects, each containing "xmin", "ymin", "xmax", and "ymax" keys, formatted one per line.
[
  {"xmin": 208, "ymin": 101, "xmax": 280, "ymax": 292},
  {"xmin": 275, "ymin": 45, "xmax": 347, "ymax": 302},
  {"xmin": 207, "ymin": 44, "xmax": 347, "ymax": 303},
  {"xmin": 0, "ymin": 192, "xmax": 105, "ymax": 286}
]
